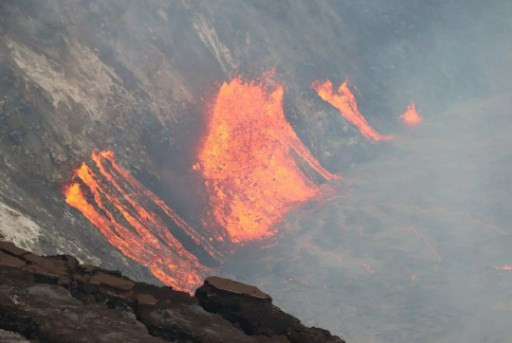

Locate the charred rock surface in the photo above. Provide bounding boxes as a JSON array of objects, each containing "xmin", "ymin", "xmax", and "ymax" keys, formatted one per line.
[{"xmin": 0, "ymin": 239, "xmax": 344, "ymax": 342}]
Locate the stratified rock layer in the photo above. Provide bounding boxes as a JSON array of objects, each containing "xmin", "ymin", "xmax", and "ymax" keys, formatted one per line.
[{"xmin": 0, "ymin": 239, "xmax": 344, "ymax": 342}]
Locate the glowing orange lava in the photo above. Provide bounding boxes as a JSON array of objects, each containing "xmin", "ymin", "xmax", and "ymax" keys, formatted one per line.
[
  {"xmin": 494, "ymin": 265, "xmax": 512, "ymax": 271},
  {"xmin": 312, "ymin": 80, "xmax": 393, "ymax": 142},
  {"xmin": 199, "ymin": 76, "xmax": 337, "ymax": 243},
  {"xmin": 64, "ymin": 150, "xmax": 216, "ymax": 292},
  {"xmin": 399, "ymin": 103, "xmax": 423, "ymax": 127}
]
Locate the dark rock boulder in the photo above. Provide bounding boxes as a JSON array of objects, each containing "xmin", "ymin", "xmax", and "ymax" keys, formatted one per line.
[{"xmin": 196, "ymin": 276, "xmax": 345, "ymax": 343}]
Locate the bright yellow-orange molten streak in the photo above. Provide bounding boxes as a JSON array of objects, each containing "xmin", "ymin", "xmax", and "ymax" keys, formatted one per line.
[
  {"xmin": 64, "ymin": 150, "xmax": 210, "ymax": 292},
  {"xmin": 399, "ymin": 103, "xmax": 423, "ymax": 127},
  {"xmin": 199, "ymin": 77, "xmax": 336, "ymax": 243},
  {"xmin": 312, "ymin": 80, "xmax": 393, "ymax": 142}
]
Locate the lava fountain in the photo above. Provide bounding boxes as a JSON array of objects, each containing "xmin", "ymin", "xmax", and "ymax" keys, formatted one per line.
[
  {"xmin": 198, "ymin": 76, "xmax": 338, "ymax": 244},
  {"xmin": 312, "ymin": 80, "xmax": 393, "ymax": 142},
  {"xmin": 64, "ymin": 150, "xmax": 218, "ymax": 292},
  {"xmin": 399, "ymin": 103, "xmax": 423, "ymax": 127}
]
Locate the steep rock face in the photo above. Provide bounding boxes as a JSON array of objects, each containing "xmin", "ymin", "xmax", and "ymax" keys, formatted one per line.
[
  {"xmin": 0, "ymin": 0, "xmax": 385, "ymax": 275},
  {"xmin": 0, "ymin": 1, "xmax": 370, "ymax": 338},
  {"xmin": 0, "ymin": 239, "xmax": 344, "ymax": 342}
]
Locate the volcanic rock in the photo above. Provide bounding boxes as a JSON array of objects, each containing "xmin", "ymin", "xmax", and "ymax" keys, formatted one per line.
[
  {"xmin": 0, "ymin": 250, "xmax": 25, "ymax": 269},
  {"xmin": 0, "ymin": 268, "xmax": 165, "ymax": 343},
  {"xmin": 0, "ymin": 329, "xmax": 30, "ymax": 342},
  {"xmin": 196, "ymin": 277, "xmax": 345, "ymax": 343},
  {"xmin": 204, "ymin": 276, "xmax": 271, "ymax": 300},
  {"xmin": 0, "ymin": 240, "xmax": 344, "ymax": 342},
  {"xmin": 89, "ymin": 272, "xmax": 136, "ymax": 291},
  {"xmin": 0, "ymin": 241, "xmax": 28, "ymax": 256}
]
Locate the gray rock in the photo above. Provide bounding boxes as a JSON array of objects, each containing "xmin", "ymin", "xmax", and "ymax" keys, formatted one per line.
[{"xmin": 0, "ymin": 241, "xmax": 342, "ymax": 342}]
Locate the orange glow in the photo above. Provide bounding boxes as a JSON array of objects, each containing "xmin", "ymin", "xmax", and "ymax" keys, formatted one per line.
[
  {"xmin": 64, "ymin": 150, "xmax": 215, "ymax": 292},
  {"xmin": 312, "ymin": 80, "xmax": 393, "ymax": 142},
  {"xmin": 399, "ymin": 103, "xmax": 423, "ymax": 127},
  {"xmin": 199, "ymin": 76, "xmax": 337, "ymax": 243},
  {"xmin": 494, "ymin": 265, "xmax": 512, "ymax": 271}
]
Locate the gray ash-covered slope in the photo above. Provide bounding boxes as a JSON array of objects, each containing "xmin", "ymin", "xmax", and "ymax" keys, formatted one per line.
[
  {"xmin": 0, "ymin": 238, "xmax": 344, "ymax": 342},
  {"xmin": 0, "ymin": 0, "xmax": 460, "ymax": 273},
  {"xmin": 0, "ymin": 0, "xmax": 376, "ymax": 282},
  {"xmin": 1, "ymin": 1, "xmax": 512, "ymax": 343}
]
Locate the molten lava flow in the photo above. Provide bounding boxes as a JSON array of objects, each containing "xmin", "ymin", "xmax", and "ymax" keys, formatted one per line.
[
  {"xmin": 199, "ymin": 76, "xmax": 337, "ymax": 243},
  {"xmin": 312, "ymin": 80, "xmax": 393, "ymax": 142},
  {"xmin": 65, "ymin": 150, "xmax": 215, "ymax": 292},
  {"xmin": 399, "ymin": 103, "xmax": 423, "ymax": 127},
  {"xmin": 494, "ymin": 265, "xmax": 512, "ymax": 271},
  {"xmin": 91, "ymin": 151, "xmax": 222, "ymax": 260}
]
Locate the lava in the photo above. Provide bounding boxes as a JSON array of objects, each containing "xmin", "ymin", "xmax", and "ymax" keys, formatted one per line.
[
  {"xmin": 399, "ymin": 103, "xmax": 423, "ymax": 127},
  {"xmin": 312, "ymin": 80, "xmax": 393, "ymax": 142},
  {"xmin": 198, "ymin": 76, "xmax": 337, "ymax": 243},
  {"xmin": 64, "ymin": 150, "xmax": 214, "ymax": 292},
  {"xmin": 494, "ymin": 265, "xmax": 512, "ymax": 271}
]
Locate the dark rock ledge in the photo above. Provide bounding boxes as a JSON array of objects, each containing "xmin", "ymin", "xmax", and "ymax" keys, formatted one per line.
[{"xmin": 0, "ymin": 239, "xmax": 345, "ymax": 343}]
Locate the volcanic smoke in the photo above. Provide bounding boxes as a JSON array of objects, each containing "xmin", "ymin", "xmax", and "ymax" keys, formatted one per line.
[{"xmin": 312, "ymin": 80, "xmax": 393, "ymax": 142}]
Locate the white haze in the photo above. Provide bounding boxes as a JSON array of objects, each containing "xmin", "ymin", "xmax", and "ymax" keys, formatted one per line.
[
  {"xmin": 4, "ymin": 1, "xmax": 512, "ymax": 342},
  {"xmin": 223, "ymin": 1, "xmax": 512, "ymax": 342}
]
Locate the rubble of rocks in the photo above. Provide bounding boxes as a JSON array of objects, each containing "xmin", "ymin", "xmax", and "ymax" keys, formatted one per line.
[{"xmin": 0, "ymin": 240, "xmax": 344, "ymax": 342}]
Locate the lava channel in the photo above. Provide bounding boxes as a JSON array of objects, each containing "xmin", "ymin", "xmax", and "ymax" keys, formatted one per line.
[
  {"xmin": 198, "ymin": 76, "xmax": 338, "ymax": 244},
  {"xmin": 64, "ymin": 150, "xmax": 219, "ymax": 292},
  {"xmin": 312, "ymin": 80, "xmax": 393, "ymax": 142}
]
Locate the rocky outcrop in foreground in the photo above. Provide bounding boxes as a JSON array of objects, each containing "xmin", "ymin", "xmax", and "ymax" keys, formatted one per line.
[{"xmin": 0, "ymin": 238, "xmax": 344, "ymax": 342}]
